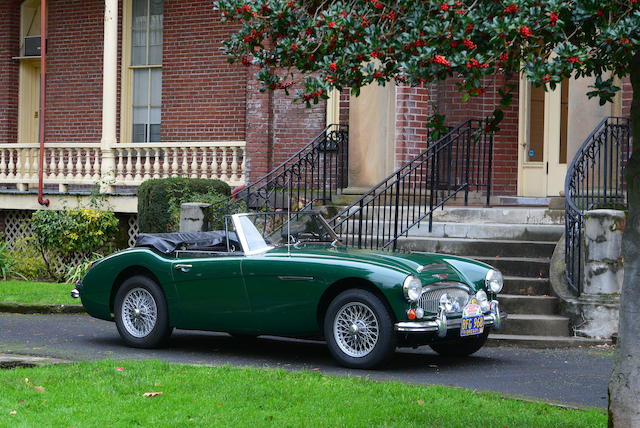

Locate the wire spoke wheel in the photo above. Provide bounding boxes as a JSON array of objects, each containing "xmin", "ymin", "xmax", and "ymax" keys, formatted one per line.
[
  {"xmin": 333, "ymin": 302, "xmax": 380, "ymax": 358},
  {"xmin": 121, "ymin": 287, "xmax": 158, "ymax": 338}
]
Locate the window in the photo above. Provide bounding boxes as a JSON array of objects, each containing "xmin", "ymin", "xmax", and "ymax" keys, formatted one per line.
[{"xmin": 129, "ymin": 0, "xmax": 163, "ymax": 142}]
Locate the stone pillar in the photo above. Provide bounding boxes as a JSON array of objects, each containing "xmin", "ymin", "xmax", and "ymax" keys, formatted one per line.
[
  {"xmin": 179, "ymin": 202, "xmax": 210, "ymax": 232},
  {"xmin": 576, "ymin": 209, "xmax": 625, "ymax": 338},
  {"xmin": 99, "ymin": 0, "xmax": 118, "ymax": 193},
  {"xmin": 347, "ymin": 83, "xmax": 396, "ymax": 190}
]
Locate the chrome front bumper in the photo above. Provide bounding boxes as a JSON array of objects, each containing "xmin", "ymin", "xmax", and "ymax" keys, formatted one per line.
[
  {"xmin": 395, "ymin": 299, "xmax": 506, "ymax": 334},
  {"xmin": 395, "ymin": 312, "xmax": 507, "ymax": 332}
]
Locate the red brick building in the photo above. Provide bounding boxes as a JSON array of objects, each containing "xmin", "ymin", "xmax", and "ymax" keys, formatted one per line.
[{"xmin": 0, "ymin": 0, "xmax": 632, "ymax": 216}]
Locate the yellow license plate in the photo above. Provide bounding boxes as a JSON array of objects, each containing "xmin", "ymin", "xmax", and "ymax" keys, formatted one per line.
[{"xmin": 460, "ymin": 315, "xmax": 484, "ymax": 337}]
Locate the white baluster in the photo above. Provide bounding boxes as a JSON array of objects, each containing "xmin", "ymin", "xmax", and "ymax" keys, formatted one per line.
[
  {"xmin": 57, "ymin": 148, "xmax": 65, "ymax": 180},
  {"xmin": 0, "ymin": 149, "xmax": 6, "ymax": 179},
  {"xmin": 7, "ymin": 148, "xmax": 15, "ymax": 179},
  {"xmin": 15, "ymin": 149, "xmax": 23, "ymax": 181},
  {"xmin": 200, "ymin": 148, "xmax": 208, "ymax": 178},
  {"xmin": 143, "ymin": 148, "xmax": 151, "ymax": 180},
  {"xmin": 75, "ymin": 148, "xmax": 83, "ymax": 182},
  {"xmin": 125, "ymin": 148, "xmax": 133, "ymax": 182},
  {"xmin": 162, "ymin": 148, "xmax": 170, "ymax": 178},
  {"xmin": 154, "ymin": 149, "xmax": 161, "ymax": 179},
  {"xmin": 171, "ymin": 148, "xmax": 178, "ymax": 177},
  {"xmin": 181, "ymin": 148, "xmax": 188, "ymax": 177},
  {"xmin": 48, "ymin": 148, "xmax": 56, "ymax": 180},
  {"xmin": 231, "ymin": 147, "xmax": 239, "ymax": 183},
  {"xmin": 220, "ymin": 147, "xmax": 228, "ymax": 182},
  {"xmin": 134, "ymin": 149, "xmax": 143, "ymax": 182},
  {"xmin": 65, "ymin": 148, "xmax": 74, "ymax": 183},
  {"xmin": 93, "ymin": 149, "xmax": 101, "ymax": 181}
]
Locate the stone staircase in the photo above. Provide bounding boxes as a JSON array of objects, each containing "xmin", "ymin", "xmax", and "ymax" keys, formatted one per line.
[{"xmin": 355, "ymin": 205, "xmax": 606, "ymax": 347}]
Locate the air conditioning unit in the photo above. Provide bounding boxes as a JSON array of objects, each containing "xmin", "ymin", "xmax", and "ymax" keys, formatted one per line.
[{"xmin": 24, "ymin": 36, "xmax": 41, "ymax": 57}]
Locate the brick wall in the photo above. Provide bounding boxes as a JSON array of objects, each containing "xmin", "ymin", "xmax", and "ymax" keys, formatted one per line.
[
  {"xmin": 45, "ymin": 0, "xmax": 104, "ymax": 143},
  {"xmin": 0, "ymin": 1, "xmax": 20, "ymax": 144},
  {"xmin": 162, "ymin": 1, "xmax": 246, "ymax": 142},
  {"xmin": 621, "ymin": 76, "xmax": 632, "ymax": 118},
  {"xmin": 431, "ymin": 74, "xmax": 520, "ymax": 195},
  {"xmin": 395, "ymin": 85, "xmax": 432, "ymax": 167}
]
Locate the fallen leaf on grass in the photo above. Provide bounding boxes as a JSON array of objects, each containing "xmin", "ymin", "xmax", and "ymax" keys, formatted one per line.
[
  {"xmin": 34, "ymin": 386, "xmax": 45, "ymax": 392},
  {"xmin": 417, "ymin": 400, "xmax": 425, "ymax": 405},
  {"xmin": 9, "ymin": 411, "xmax": 17, "ymax": 415},
  {"xmin": 142, "ymin": 392, "xmax": 163, "ymax": 397},
  {"xmin": 116, "ymin": 367, "xmax": 125, "ymax": 372},
  {"xmin": 215, "ymin": 403, "xmax": 222, "ymax": 407},
  {"xmin": 311, "ymin": 368, "xmax": 320, "ymax": 371},
  {"xmin": 17, "ymin": 400, "xmax": 24, "ymax": 404}
]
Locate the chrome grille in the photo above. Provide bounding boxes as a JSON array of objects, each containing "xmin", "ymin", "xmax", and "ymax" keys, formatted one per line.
[{"xmin": 418, "ymin": 285, "xmax": 472, "ymax": 314}]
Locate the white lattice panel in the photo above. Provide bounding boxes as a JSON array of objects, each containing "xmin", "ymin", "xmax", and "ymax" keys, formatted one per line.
[
  {"xmin": 127, "ymin": 215, "xmax": 139, "ymax": 247},
  {"xmin": 4, "ymin": 210, "xmax": 33, "ymax": 250}
]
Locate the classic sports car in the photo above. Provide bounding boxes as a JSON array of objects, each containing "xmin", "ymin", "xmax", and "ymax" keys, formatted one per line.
[{"xmin": 72, "ymin": 212, "xmax": 505, "ymax": 369}]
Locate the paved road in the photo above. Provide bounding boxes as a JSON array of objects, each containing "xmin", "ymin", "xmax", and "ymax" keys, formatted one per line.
[{"xmin": 0, "ymin": 313, "xmax": 612, "ymax": 408}]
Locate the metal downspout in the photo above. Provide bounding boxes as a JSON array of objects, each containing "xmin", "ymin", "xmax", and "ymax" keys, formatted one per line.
[{"xmin": 38, "ymin": 0, "xmax": 49, "ymax": 206}]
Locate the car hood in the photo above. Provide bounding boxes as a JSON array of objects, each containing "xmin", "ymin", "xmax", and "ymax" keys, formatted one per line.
[{"xmin": 264, "ymin": 245, "xmax": 493, "ymax": 290}]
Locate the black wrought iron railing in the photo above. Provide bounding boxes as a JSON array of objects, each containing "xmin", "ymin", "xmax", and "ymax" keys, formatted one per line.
[
  {"xmin": 235, "ymin": 124, "xmax": 349, "ymax": 212},
  {"xmin": 329, "ymin": 120, "xmax": 494, "ymax": 250},
  {"xmin": 565, "ymin": 117, "xmax": 631, "ymax": 294}
]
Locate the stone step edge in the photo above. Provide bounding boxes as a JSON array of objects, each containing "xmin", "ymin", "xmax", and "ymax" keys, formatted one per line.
[
  {"xmin": 399, "ymin": 236, "xmax": 558, "ymax": 245},
  {"xmin": 487, "ymin": 334, "xmax": 611, "ymax": 348},
  {"xmin": 499, "ymin": 294, "xmax": 558, "ymax": 300},
  {"xmin": 0, "ymin": 302, "xmax": 85, "ymax": 314}
]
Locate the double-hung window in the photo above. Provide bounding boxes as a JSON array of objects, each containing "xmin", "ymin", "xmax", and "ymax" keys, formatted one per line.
[{"xmin": 130, "ymin": 0, "xmax": 163, "ymax": 142}]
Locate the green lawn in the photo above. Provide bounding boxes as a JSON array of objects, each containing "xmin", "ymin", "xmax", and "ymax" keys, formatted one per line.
[
  {"xmin": 0, "ymin": 280, "xmax": 75, "ymax": 305},
  {"xmin": 0, "ymin": 360, "xmax": 605, "ymax": 427}
]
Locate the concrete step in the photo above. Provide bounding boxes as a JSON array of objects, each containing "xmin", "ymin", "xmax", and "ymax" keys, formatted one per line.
[
  {"xmin": 361, "ymin": 206, "xmax": 565, "ymax": 225},
  {"xmin": 355, "ymin": 220, "xmax": 564, "ymax": 242},
  {"xmin": 473, "ymin": 256, "xmax": 550, "ymax": 278},
  {"xmin": 487, "ymin": 334, "xmax": 611, "ymax": 348},
  {"xmin": 502, "ymin": 276, "xmax": 552, "ymax": 296},
  {"xmin": 499, "ymin": 314, "xmax": 570, "ymax": 337},
  {"xmin": 499, "ymin": 294, "xmax": 559, "ymax": 315},
  {"xmin": 398, "ymin": 237, "xmax": 556, "ymax": 258}
]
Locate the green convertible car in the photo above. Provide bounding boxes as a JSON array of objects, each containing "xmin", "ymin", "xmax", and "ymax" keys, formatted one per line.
[{"xmin": 72, "ymin": 212, "xmax": 505, "ymax": 369}]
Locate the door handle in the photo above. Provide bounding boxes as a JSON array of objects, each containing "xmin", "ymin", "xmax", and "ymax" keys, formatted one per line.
[{"xmin": 174, "ymin": 264, "xmax": 192, "ymax": 272}]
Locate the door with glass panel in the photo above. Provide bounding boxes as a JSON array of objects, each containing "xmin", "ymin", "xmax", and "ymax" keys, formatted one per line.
[
  {"xmin": 129, "ymin": 0, "xmax": 163, "ymax": 143},
  {"xmin": 517, "ymin": 77, "xmax": 569, "ymax": 197}
]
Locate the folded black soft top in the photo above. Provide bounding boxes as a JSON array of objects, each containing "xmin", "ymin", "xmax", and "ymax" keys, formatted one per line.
[{"xmin": 135, "ymin": 231, "xmax": 235, "ymax": 254}]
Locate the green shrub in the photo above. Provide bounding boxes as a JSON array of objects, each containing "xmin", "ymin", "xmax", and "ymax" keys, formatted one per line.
[
  {"xmin": 0, "ymin": 234, "xmax": 26, "ymax": 280},
  {"xmin": 137, "ymin": 178, "xmax": 231, "ymax": 233},
  {"xmin": 9, "ymin": 238, "xmax": 50, "ymax": 281},
  {"xmin": 31, "ymin": 209, "xmax": 119, "ymax": 281}
]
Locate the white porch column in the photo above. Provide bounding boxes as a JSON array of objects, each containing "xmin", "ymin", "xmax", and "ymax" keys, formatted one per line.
[{"xmin": 100, "ymin": 0, "xmax": 118, "ymax": 193}]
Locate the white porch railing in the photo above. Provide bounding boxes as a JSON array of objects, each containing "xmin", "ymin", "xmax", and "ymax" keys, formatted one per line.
[{"xmin": 0, "ymin": 142, "xmax": 246, "ymax": 192}]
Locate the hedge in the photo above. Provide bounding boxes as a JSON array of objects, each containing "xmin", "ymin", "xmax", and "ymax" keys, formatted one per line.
[{"xmin": 137, "ymin": 178, "xmax": 231, "ymax": 233}]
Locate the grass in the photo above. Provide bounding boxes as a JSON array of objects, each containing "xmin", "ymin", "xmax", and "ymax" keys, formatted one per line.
[
  {"xmin": 0, "ymin": 280, "xmax": 75, "ymax": 305},
  {"xmin": 0, "ymin": 360, "xmax": 606, "ymax": 427}
]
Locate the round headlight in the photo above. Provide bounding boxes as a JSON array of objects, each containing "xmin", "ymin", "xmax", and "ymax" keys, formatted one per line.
[
  {"xmin": 485, "ymin": 269, "xmax": 504, "ymax": 294},
  {"xmin": 403, "ymin": 275, "xmax": 423, "ymax": 302}
]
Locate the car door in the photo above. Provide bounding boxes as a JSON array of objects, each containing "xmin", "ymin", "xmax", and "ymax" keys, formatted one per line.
[
  {"xmin": 171, "ymin": 254, "xmax": 253, "ymax": 332},
  {"xmin": 241, "ymin": 253, "xmax": 324, "ymax": 336}
]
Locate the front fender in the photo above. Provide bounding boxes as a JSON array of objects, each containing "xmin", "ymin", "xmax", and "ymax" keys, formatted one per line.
[{"xmin": 80, "ymin": 249, "xmax": 178, "ymax": 322}]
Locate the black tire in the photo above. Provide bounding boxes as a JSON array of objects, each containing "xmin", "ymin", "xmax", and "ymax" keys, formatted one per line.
[
  {"xmin": 114, "ymin": 275, "xmax": 173, "ymax": 348},
  {"xmin": 429, "ymin": 329, "xmax": 490, "ymax": 357},
  {"xmin": 324, "ymin": 289, "xmax": 396, "ymax": 369}
]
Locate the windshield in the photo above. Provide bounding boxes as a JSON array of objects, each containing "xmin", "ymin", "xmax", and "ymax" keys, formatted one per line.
[{"xmin": 235, "ymin": 212, "xmax": 339, "ymax": 253}]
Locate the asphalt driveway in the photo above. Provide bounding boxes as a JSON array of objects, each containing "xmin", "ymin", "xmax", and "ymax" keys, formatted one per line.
[{"xmin": 0, "ymin": 313, "xmax": 612, "ymax": 409}]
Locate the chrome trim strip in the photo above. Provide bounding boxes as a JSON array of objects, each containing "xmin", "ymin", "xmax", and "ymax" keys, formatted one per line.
[
  {"xmin": 394, "ymin": 312, "xmax": 508, "ymax": 333},
  {"xmin": 278, "ymin": 276, "xmax": 314, "ymax": 281}
]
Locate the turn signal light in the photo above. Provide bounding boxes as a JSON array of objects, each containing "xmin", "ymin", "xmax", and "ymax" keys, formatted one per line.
[{"xmin": 407, "ymin": 309, "xmax": 417, "ymax": 320}]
